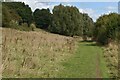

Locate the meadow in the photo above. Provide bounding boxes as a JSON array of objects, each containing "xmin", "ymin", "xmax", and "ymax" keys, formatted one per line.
[
  {"xmin": 2, "ymin": 28, "xmax": 76, "ymax": 78},
  {"xmin": 1, "ymin": 28, "xmax": 118, "ymax": 78},
  {"xmin": 1, "ymin": 1, "xmax": 119, "ymax": 79}
]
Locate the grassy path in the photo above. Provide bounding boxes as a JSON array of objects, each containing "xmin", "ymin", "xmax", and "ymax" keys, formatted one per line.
[{"xmin": 58, "ymin": 41, "xmax": 109, "ymax": 78}]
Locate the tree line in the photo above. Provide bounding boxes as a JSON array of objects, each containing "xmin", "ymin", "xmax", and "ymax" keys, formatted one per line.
[
  {"xmin": 34, "ymin": 4, "xmax": 94, "ymax": 39},
  {"xmin": 2, "ymin": 2, "xmax": 120, "ymax": 45}
]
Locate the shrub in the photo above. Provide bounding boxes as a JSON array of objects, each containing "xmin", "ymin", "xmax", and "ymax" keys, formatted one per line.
[
  {"xmin": 94, "ymin": 13, "xmax": 119, "ymax": 45},
  {"xmin": 30, "ymin": 23, "xmax": 36, "ymax": 31}
]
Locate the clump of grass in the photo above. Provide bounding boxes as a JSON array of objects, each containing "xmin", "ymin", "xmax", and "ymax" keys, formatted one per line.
[{"xmin": 103, "ymin": 42, "xmax": 118, "ymax": 78}]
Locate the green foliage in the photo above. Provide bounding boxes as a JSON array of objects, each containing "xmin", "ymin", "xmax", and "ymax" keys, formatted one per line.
[
  {"xmin": 3, "ymin": 2, "xmax": 33, "ymax": 26},
  {"xmin": 18, "ymin": 23, "xmax": 31, "ymax": 31},
  {"xmin": 94, "ymin": 13, "xmax": 119, "ymax": 45},
  {"xmin": 50, "ymin": 4, "xmax": 81, "ymax": 36},
  {"xmin": 2, "ymin": 3, "xmax": 21, "ymax": 27},
  {"xmin": 48, "ymin": 4, "xmax": 94, "ymax": 37},
  {"xmin": 2, "ymin": 2, "xmax": 34, "ymax": 31},
  {"xmin": 82, "ymin": 13, "xmax": 94, "ymax": 40},
  {"xmin": 116, "ymin": 14, "xmax": 120, "ymax": 41},
  {"xmin": 33, "ymin": 8, "xmax": 52, "ymax": 29},
  {"xmin": 2, "ymin": 3, "xmax": 94, "ymax": 37}
]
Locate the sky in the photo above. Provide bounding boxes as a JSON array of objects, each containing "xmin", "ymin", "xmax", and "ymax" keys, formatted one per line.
[{"xmin": 14, "ymin": 0, "xmax": 119, "ymax": 22}]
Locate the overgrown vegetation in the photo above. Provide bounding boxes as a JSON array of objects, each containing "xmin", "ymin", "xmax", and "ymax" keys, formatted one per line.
[
  {"xmin": 93, "ymin": 13, "xmax": 120, "ymax": 45},
  {"xmin": 2, "ymin": 2, "xmax": 33, "ymax": 31},
  {"xmin": 2, "ymin": 28, "xmax": 76, "ymax": 78},
  {"xmin": 1, "ymin": 2, "xmax": 120, "ymax": 78}
]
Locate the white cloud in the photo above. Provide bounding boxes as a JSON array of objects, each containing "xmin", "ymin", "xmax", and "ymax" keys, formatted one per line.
[
  {"xmin": 78, "ymin": 7, "xmax": 117, "ymax": 22},
  {"xmin": 35, "ymin": 3, "xmax": 57, "ymax": 13},
  {"xmin": 79, "ymin": 8, "xmax": 94, "ymax": 15},
  {"xmin": 79, "ymin": 8, "xmax": 97, "ymax": 21},
  {"xmin": 104, "ymin": 11, "xmax": 116, "ymax": 15},
  {"xmin": 63, "ymin": 3, "xmax": 71, "ymax": 6},
  {"xmin": 36, "ymin": 3, "xmax": 51, "ymax": 9},
  {"xmin": 79, "ymin": 8, "xmax": 85, "ymax": 13},
  {"xmin": 106, "ymin": 6, "xmax": 117, "ymax": 10},
  {"xmin": 15, "ymin": 0, "xmax": 36, "ymax": 11},
  {"xmin": 14, "ymin": 0, "xmax": 57, "ymax": 12}
]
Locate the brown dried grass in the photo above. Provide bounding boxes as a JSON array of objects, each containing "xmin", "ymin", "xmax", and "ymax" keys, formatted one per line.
[
  {"xmin": 1, "ymin": 28, "xmax": 77, "ymax": 78},
  {"xmin": 103, "ymin": 41, "xmax": 118, "ymax": 78}
]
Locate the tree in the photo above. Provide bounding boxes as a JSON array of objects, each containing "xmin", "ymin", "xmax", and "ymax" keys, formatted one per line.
[
  {"xmin": 2, "ymin": 2, "xmax": 21, "ymax": 27},
  {"xmin": 3, "ymin": 2, "xmax": 33, "ymax": 26},
  {"xmin": 82, "ymin": 13, "xmax": 94, "ymax": 40},
  {"xmin": 2, "ymin": 2, "xmax": 33, "ymax": 31},
  {"xmin": 48, "ymin": 4, "xmax": 94, "ymax": 37},
  {"xmin": 33, "ymin": 8, "xmax": 52, "ymax": 29},
  {"xmin": 93, "ymin": 13, "xmax": 119, "ymax": 45},
  {"xmin": 49, "ymin": 4, "xmax": 90, "ymax": 37}
]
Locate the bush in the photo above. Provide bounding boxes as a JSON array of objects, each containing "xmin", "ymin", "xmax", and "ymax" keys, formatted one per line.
[
  {"xmin": 94, "ymin": 13, "xmax": 119, "ymax": 45},
  {"xmin": 18, "ymin": 23, "xmax": 30, "ymax": 31},
  {"xmin": 30, "ymin": 23, "xmax": 36, "ymax": 31},
  {"xmin": 9, "ymin": 20, "xmax": 19, "ymax": 28}
]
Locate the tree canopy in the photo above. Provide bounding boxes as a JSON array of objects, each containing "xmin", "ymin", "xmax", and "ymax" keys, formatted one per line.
[
  {"xmin": 48, "ymin": 4, "xmax": 94, "ymax": 37},
  {"xmin": 2, "ymin": 2, "xmax": 33, "ymax": 27},
  {"xmin": 33, "ymin": 8, "xmax": 52, "ymax": 29},
  {"xmin": 93, "ymin": 13, "xmax": 120, "ymax": 45}
]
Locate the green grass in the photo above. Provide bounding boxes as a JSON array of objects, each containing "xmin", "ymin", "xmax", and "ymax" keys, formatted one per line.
[{"xmin": 57, "ymin": 41, "xmax": 109, "ymax": 78}]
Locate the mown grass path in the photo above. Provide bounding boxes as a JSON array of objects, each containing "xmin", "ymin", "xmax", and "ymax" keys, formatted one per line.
[{"xmin": 58, "ymin": 41, "xmax": 109, "ymax": 78}]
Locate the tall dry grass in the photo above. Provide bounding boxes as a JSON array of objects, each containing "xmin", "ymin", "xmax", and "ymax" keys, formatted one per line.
[
  {"xmin": 1, "ymin": 28, "xmax": 76, "ymax": 78},
  {"xmin": 103, "ymin": 42, "xmax": 118, "ymax": 78}
]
